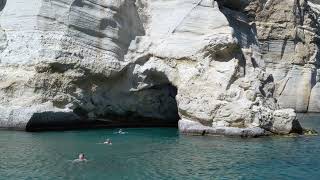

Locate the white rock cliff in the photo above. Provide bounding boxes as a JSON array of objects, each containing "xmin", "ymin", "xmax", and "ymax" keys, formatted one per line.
[{"xmin": 1, "ymin": 0, "xmax": 315, "ymax": 136}]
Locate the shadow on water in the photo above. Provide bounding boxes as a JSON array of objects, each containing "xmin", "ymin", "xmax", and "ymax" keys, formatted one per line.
[{"xmin": 26, "ymin": 111, "xmax": 179, "ymax": 132}]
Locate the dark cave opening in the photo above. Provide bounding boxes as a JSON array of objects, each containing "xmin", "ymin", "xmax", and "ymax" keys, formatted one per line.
[
  {"xmin": 0, "ymin": 0, "xmax": 6, "ymax": 12},
  {"xmin": 94, "ymin": 83, "xmax": 180, "ymax": 128},
  {"xmin": 26, "ymin": 84, "xmax": 180, "ymax": 132}
]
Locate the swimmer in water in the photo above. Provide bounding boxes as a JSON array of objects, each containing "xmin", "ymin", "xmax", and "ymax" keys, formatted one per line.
[
  {"xmin": 103, "ymin": 139, "xmax": 112, "ymax": 145},
  {"xmin": 73, "ymin": 153, "xmax": 87, "ymax": 162},
  {"xmin": 116, "ymin": 129, "xmax": 127, "ymax": 134}
]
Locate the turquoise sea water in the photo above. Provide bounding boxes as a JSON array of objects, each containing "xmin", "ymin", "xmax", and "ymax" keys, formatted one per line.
[{"xmin": 0, "ymin": 114, "xmax": 320, "ymax": 180}]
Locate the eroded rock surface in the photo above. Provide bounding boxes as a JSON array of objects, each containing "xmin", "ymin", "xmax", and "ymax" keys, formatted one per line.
[
  {"xmin": 0, "ymin": 0, "xmax": 314, "ymax": 136},
  {"xmin": 220, "ymin": 0, "xmax": 320, "ymax": 113}
]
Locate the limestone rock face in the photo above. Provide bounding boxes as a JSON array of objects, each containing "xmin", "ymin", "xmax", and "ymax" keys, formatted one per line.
[
  {"xmin": 0, "ymin": 0, "xmax": 312, "ymax": 136},
  {"xmin": 221, "ymin": 0, "xmax": 320, "ymax": 113},
  {"xmin": 271, "ymin": 109, "xmax": 302, "ymax": 134}
]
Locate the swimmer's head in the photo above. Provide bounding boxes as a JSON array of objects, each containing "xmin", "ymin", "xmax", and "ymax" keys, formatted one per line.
[{"xmin": 79, "ymin": 153, "xmax": 85, "ymax": 160}]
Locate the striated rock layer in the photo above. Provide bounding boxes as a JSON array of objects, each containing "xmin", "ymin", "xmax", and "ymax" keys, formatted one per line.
[
  {"xmin": 219, "ymin": 0, "xmax": 320, "ymax": 113},
  {"xmin": 0, "ymin": 0, "xmax": 314, "ymax": 136}
]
